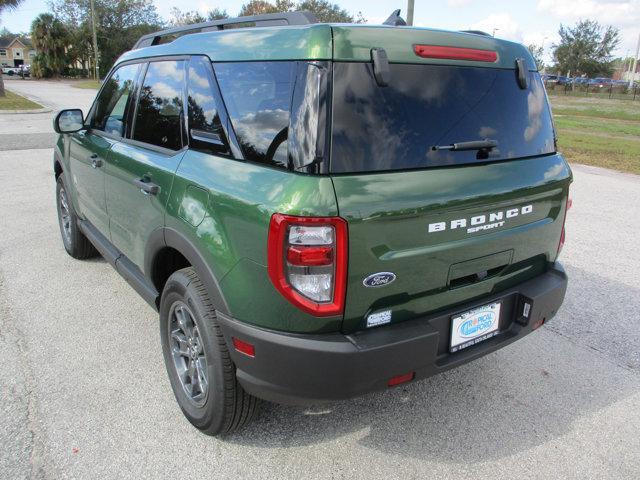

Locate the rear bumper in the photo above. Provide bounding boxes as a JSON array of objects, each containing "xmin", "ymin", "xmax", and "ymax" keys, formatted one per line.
[{"xmin": 217, "ymin": 262, "xmax": 568, "ymax": 405}]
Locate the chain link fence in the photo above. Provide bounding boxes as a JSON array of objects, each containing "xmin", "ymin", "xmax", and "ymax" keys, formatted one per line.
[{"xmin": 544, "ymin": 81, "xmax": 640, "ymax": 101}]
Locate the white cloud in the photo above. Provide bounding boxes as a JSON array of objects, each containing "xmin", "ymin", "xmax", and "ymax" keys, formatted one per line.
[
  {"xmin": 447, "ymin": 0, "xmax": 474, "ymax": 6},
  {"xmin": 537, "ymin": 0, "xmax": 640, "ymax": 55},
  {"xmin": 537, "ymin": 0, "xmax": 640, "ymax": 27},
  {"xmin": 469, "ymin": 13, "xmax": 523, "ymax": 42}
]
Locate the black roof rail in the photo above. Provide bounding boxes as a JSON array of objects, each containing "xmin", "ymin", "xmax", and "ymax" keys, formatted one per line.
[
  {"xmin": 460, "ymin": 30, "xmax": 492, "ymax": 36},
  {"xmin": 133, "ymin": 10, "xmax": 318, "ymax": 50}
]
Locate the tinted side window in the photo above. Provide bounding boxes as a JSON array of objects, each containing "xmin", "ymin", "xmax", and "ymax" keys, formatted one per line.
[
  {"xmin": 215, "ymin": 62, "xmax": 295, "ymax": 168},
  {"xmin": 133, "ymin": 60, "xmax": 185, "ymax": 151},
  {"xmin": 187, "ymin": 57, "xmax": 230, "ymax": 157},
  {"xmin": 91, "ymin": 63, "xmax": 139, "ymax": 136}
]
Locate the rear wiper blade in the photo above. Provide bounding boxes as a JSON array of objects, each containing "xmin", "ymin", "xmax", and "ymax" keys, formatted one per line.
[{"xmin": 432, "ymin": 139, "xmax": 498, "ymax": 151}]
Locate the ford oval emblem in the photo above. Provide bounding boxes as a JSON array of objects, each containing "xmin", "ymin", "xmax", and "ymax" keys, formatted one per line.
[{"xmin": 363, "ymin": 272, "xmax": 396, "ymax": 288}]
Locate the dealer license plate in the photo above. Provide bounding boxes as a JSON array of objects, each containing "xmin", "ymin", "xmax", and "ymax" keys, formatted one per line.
[{"xmin": 450, "ymin": 302, "xmax": 501, "ymax": 353}]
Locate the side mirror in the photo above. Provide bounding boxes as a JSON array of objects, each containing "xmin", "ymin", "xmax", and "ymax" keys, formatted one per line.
[{"xmin": 54, "ymin": 109, "xmax": 85, "ymax": 134}]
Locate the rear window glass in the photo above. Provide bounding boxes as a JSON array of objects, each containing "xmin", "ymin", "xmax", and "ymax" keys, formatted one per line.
[
  {"xmin": 330, "ymin": 63, "xmax": 555, "ymax": 173},
  {"xmin": 214, "ymin": 61, "xmax": 295, "ymax": 168}
]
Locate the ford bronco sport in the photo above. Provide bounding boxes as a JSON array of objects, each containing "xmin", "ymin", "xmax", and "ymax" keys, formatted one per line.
[{"xmin": 52, "ymin": 10, "xmax": 571, "ymax": 435}]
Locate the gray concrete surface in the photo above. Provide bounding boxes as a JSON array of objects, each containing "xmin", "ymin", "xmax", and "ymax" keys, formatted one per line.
[
  {"xmin": 0, "ymin": 79, "xmax": 96, "ymax": 151},
  {"xmin": 1, "ymin": 81, "xmax": 639, "ymax": 480}
]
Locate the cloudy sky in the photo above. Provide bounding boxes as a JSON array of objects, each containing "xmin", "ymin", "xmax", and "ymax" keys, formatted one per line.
[{"xmin": 2, "ymin": 0, "xmax": 639, "ymax": 61}]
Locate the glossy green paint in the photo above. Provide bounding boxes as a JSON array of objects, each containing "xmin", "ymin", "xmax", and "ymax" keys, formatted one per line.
[
  {"xmin": 117, "ymin": 24, "xmax": 333, "ymax": 64},
  {"xmin": 332, "ymin": 153, "xmax": 571, "ymax": 332},
  {"xmin": 67, "ymin": 131, "xmax": 116, "ymax": 234},
  {"xmin": 332, "ymin": 25, "xmax": 538, "ymax": 70},
  {"xmin": 115, "ymin": 23, "xmax": 534, "ymax": 70},
  {"xmin": 56, "ymin": 20, "xmax": 569, "ymax": 336},
  {"xmin": 105, "ymin": 141, "xmax": 185, "ymax": 268},
  {"xmin": 165, "ymin": 150, "xmax": 341, "ymax": 333}
]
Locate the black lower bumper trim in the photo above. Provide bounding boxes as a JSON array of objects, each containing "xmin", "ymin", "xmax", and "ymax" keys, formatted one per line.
[{"xmin": 216, "ymin": 263, "xmax": 568, "ymax": 405}]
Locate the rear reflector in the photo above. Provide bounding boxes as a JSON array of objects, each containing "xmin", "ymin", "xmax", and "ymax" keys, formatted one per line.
[
  {"xmin": 388, "ymin": 372, "xmax": 415, "ymax": 387},
  {"xmin": 413, "ymin": 45, "xmax": 498, "ymax": 62},
  {"xmin": 286, "ymin": 245, "xmax": 333, "ymax": 266},
  {"xmin": 232, "ymin": 337, "xmax": 255, "ymax": 357}
]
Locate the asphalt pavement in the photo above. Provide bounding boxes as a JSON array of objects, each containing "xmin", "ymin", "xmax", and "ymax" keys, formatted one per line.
[{"xmin": 1, "ymin": 80, "xmax": 639, "ymax": 480}]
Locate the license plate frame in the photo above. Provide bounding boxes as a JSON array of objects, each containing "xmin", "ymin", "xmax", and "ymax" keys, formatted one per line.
[{"xmin": 450, "ymin": 302, "xmax": 501, "ymax": 353}]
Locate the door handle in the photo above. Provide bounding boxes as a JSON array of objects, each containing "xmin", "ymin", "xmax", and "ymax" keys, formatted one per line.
[
  {"xmin": 133, "ymin": 177, "xmax": 160, "ymax": 196},
  {"xmin": 90, "ymin": 154, "xmax": 103, "ymax": 168}
]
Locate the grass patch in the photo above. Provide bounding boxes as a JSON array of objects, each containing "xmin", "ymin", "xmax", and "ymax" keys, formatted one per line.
[
  {"xmin": 0, "ymin": 89, "xmax": 43, "ymax": 110},
  {"xmin": 72, "ymin": 79, "xmax": 101, "ymax": 89},
  {"xmin": 550, "ymin": 96, "xmax": 640, "ymax": 175},
  {"xmin": 550, "ymin": 95, "xmax": 640, "ymax": 122}
]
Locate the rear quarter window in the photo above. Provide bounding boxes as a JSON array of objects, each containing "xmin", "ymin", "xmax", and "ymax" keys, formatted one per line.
[
  {"xmin": 214, "ymin": 61, "xmax": 295, "ymax": 168},
  {"xmin": 330, "ymin": 63, "xmax": 556, "ymax": 173}
]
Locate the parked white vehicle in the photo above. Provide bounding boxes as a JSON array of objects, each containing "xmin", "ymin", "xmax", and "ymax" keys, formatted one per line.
[{"xmin": 2, "ymin": 65, "xmax": 21, "ymax": 75}]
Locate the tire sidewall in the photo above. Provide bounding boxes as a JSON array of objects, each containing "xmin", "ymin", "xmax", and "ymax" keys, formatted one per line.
[
  {"xmin": 56, "ymin": 175, "xmax": 75, "ymax": 254},
  {"xmin": 160, "ymin": 271, "xmax": 228, "ymax": 432}
]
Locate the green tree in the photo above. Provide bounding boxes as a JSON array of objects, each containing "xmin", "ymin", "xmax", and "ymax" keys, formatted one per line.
[
  {"xmin": 51, "ymin": 0, "xmax": 162, "ymax": 77},
  {"xmin": 169, "ymin": 7, "xmax": 228, "ymax": 26},
  {"xmin": 0, "ymin": 0, "xmax": 25, "ymax": 97},
  {"xmin": 31, "ymin": 13, "xmax": 68, "ymax": 78},
  {"xmin": 239, "ymin": 1, "xmax": 280, "ymax": 16},
  {"xmin": 527, "ymin": 44, "xmax": 545, "ymax": 71},
  {"xmin": 238, "ymin": 0, "xmax": 363, "ymax": 22},
  {"xmin": 552, "ymin": 19, "xmax": 620, "ymax": 77}
]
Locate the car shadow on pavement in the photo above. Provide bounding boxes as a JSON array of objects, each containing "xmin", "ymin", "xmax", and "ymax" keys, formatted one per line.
[{"xmin": 226, "ymin": 266, "xmax": 639, "ymax": 464}]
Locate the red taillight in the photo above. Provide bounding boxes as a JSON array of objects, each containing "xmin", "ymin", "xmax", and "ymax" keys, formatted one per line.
[
  {"xmin": 413, "ymin": 45, "xmax": 498, "ymax": 62},
  {"xmin": 232, "ymin": 337, "xmax": 255, "ymax": 357},
  {"xmin": 388, "ymin": 372, "xmax": 415, "ymax": 387},
  {"xmin": 268, "ymin": 214, "xmax": 348, "ymax": 317}
]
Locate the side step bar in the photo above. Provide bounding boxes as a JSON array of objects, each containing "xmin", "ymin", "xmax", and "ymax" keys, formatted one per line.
[{"xmin": 78, "ymin": 219, "xmax": 159, "ymax": 310}]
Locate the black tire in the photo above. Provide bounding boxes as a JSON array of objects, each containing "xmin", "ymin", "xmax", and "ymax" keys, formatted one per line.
[
  {"xmin": 160, "ymin": 267, "xmax": 259, "ymax": 435},
  {"xmin": 56, "ymin": 174, "xmax": 97, "ymax": 259}
]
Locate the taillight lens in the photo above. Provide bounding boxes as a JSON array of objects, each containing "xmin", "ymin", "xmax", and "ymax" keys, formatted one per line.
[
  {"xmin": 557, "ymin": 192, "xmax": 572, "ymax": 257},
  {"xmin": 413, "ymin": 45, "xmax": 498, "ymax": 62},
  {"xmin": 268, "ymin": 214, "xmax": 348, "ymax": 317}
]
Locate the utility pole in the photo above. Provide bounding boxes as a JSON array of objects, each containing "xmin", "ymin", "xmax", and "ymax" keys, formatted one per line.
[
  {"xmin": 492, "ymin": 28, "xmax": 499, "ymax": 37},
  {"xmin": 89, "ymin": 0, "xmax": 99, "ymax": 80},
  {"xmin": 406, "ymin": 0, "xmax": 414, "ymax": 26},
  {"xmin": 630, "ymin": 32, "xmax": 640, "ymax": 89}
]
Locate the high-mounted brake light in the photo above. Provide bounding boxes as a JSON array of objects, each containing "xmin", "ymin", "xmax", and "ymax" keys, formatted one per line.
[
  {"xmin": 268, "ymin": 214, "xmax": 348, "ymax": 317},
  {"xmin": 413, "ymin": 45, "xmax": 498, "ymax": 62}
]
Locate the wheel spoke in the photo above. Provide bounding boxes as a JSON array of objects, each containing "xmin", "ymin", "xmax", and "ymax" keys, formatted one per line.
[
  {"xmin": 170, "ymin": 330, "xmax": 189, "ymax": 357},
  {"xmin": 168, "ymin": 301, "xmax": 209, "ymax": 407}
]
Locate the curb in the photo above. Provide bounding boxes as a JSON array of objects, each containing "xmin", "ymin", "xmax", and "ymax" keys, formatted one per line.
[
  {"xmin": 0, "ymin": 107, "xmax": 53, "ymax": 114},
  {"xmin": 1, "ymin": 86, "xmax": 53, "ymax": 114}
]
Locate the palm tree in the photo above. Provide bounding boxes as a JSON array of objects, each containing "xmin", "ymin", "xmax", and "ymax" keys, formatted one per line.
[
  {"xmin": 0, "ymin": 0, "xmax": 25, "ymax": 97},
  {"xmin": 31, "ymin": 13, "xmax": 68, "ymax": 79}
]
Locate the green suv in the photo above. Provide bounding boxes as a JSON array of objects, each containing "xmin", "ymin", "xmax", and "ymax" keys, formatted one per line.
[{"xmin": 53, "ymin": 11, "xmax": 571, "ymax": 435}]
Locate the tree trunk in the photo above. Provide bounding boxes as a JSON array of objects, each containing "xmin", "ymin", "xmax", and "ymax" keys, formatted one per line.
[{"xmin": 0, "ymin": 74, "xmax": 6, "ymax": 98}]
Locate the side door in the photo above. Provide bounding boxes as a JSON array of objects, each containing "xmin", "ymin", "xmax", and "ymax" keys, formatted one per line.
[
  {"xmin": 68, "ymin": 62, "xmax": 140, "ymax": 235},
  {"xmin": 105, "ymin": 59, "xmax": 189, "ymax": 269}
]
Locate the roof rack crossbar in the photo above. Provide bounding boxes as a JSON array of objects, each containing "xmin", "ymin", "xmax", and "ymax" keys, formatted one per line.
[{"xmin": 133, "ymin": 11, "xmax": 318, "ymax": 50}]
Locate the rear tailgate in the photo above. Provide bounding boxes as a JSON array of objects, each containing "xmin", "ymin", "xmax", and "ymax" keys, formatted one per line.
[
  {"xmin": 328, "ymin": 26, "xmax": 571, "ymax": 333},
  {"xmin": 332, "ymin": 155, "xmax": 571, "ymax": 332}
]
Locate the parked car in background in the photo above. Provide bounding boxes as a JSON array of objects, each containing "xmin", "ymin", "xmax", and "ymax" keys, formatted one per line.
[
  {"xmin": 557, "ymin": 76, "xmax": 572, "ymax": 85},
  {"xmin": 19, "ymin": 64, "xmax": 31, "ymax": 77},
  {"xmin": 589, "ymin": 77, "xmax": 613, "ymax": 88},
  {"xmin": 572, "ymin": 77, "xmax": 589, "ymax": 85},
  {"xmin": 2, "ymin": 65, "xmax": 21, "ymax": 75},
  {"xmin": 542, "ymin": 74, "xmax": 558, "ymax": 84}
]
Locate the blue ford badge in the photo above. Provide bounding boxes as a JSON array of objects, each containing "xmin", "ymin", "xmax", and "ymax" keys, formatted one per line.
[{"xmin": 363, "ymin": 272, "xmax": 396, "ymax": 288}]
